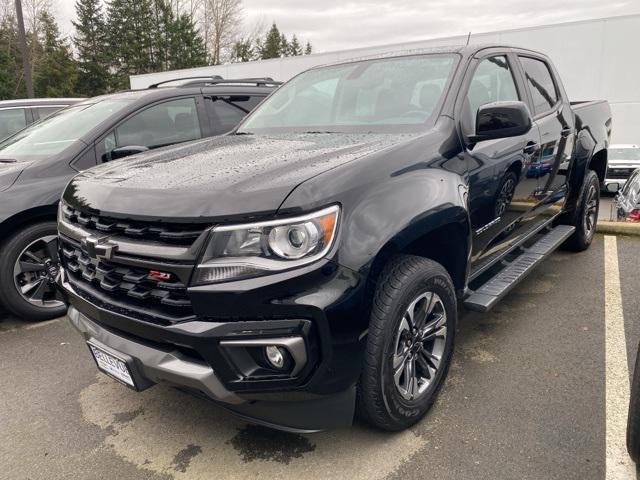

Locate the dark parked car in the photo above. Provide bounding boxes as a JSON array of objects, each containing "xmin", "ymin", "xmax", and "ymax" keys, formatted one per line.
[
  {"xmin": 0, "ymin": 98, "xmax": 84, "ymax": 141},
  {"xmin": 0, "ymin": 78, "xmax": 279, "ymax": 320},
  {"xmin": 58, "ymin": 46, "xmax": 611, "ymax": 432}
]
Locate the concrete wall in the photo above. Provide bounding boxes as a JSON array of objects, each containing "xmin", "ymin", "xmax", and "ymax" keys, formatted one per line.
[{"xmin": 130, "ymin": 14, "xmax": 640, "ymax": 144}]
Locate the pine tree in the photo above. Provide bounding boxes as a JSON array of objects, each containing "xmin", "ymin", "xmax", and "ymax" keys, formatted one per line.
[
  {"xmin": 305, "ymin": 41, "xmax": 312, "ymax": 55},
  {"xmin": 231, "ymin": 37, "xmax": 255, "ymax": 63},
  {"xmin": 72, "ymin": 0, "xmax": 109, "ymax": 96},
  {"xmin": 170, "ymin": 13, "xmax": 207, "ymax": 69},
  {"xmin": 0, "ymin": 17, "xmax": 23, "ymax": 99},
  {"xmin": 288, "ymin": 34, "xmax": 303, "ymax": 56},
  {"xmin": 279, "ymin": 32, "xmax": 288, "ymax": 57},
  {"xmin": 33, "ymin": 11, "xmax": 78, "ymax": 97},
  {"xmin": 261, "ymin": 23, "xmax": 281, "ymax": 59},
  {"xmin": 105, "ymin": 0, "xmax": 157, "ymax": 90}
]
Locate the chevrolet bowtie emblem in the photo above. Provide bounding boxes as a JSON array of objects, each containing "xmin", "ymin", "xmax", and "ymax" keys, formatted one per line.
[{"xmin": 81, "ymin": 235, "xmax": 118, "ymax": 261}]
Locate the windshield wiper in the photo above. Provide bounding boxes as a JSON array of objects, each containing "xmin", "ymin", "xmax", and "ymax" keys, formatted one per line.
[{"xmin": 0, "ymin": 158, "xmax": 17, "ymax": 163}]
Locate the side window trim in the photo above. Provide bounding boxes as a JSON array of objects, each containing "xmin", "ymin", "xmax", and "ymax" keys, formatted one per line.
[
  {"xmin": 454, "ymin": 52, "xmax": 521, "ymax": 137},
  {"xmin": 517, "ymin": 54, "xmax": 561, "ymax": 120}
]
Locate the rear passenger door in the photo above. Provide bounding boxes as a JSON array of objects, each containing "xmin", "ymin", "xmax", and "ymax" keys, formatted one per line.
[
  {"xmin": 204, "ymin": 95, "xmax": 264, "ymax": 135},
  {"xmin": 96, "ymin": 96, "xmax": 205, "ymax": 162},
  {"xmin": 517, "ymin": 55, "xmax": 574, "ymax": 209}
]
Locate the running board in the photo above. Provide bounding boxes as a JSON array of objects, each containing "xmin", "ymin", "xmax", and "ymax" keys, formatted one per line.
[{"xmin": 463, "ymin": 225, "xmax": 575, "ymax": 312}]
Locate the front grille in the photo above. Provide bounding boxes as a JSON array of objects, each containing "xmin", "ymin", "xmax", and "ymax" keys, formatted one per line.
[
  {"xmin": 61, "ymin": 204, "xmax": 206, "ymax": 246},
  {"xmin": 607, "ymin": 167, "xmax": 635, "ymax": 180},
  {"xmin": 60, "ymin": 235, "xmax": 194, "ymax": 325}
]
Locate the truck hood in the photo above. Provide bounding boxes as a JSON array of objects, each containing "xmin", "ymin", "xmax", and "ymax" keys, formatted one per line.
[{"xmin": 64, "ymin": 133, "xmax": 414, "ymax": 221}]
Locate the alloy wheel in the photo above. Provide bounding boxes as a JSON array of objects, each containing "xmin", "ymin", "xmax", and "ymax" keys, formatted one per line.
[
  {"xmin": 12, "ymin": 235, "xmax": 64, "ymax": 308},
  {"xmin": 392, "ymin": 291, "xmax": 447, "ymax": 401},
  {"xmin": 583, "ymin": 184, "xmax": 598, "ymax": 237}
]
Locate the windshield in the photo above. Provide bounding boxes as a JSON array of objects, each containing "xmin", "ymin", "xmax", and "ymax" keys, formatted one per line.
[
  {"xmin": 610, "ymin": 148, "xmax": 640, "ymax": 161},
  {"xmin": 238, "ymin": 54, "xmax": 457, "ymax": 134},
  {"xmin": 0, "ymin": 99, "xmax": 133, "ymax": 160}
]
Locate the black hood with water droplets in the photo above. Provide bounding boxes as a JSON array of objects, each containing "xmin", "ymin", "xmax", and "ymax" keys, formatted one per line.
[{"xmin": 64, "ymin": 133, "xmax": 415, "ymax": 222}]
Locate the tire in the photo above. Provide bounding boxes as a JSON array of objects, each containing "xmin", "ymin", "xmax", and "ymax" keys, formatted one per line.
[
  {"xmin": 562, "ymin": 170, "xmax": 600, "ymax": 252},
  {"xmin": 0, "ymin": 221, "xmax": 67, "ymax": 321},
  {"xmin": 357, "ymin": 255, "xmax": 456, "ymax": 431},
  {"xmin": 627, "ymin": 344, "xmax": 640, "ymax": 463}
]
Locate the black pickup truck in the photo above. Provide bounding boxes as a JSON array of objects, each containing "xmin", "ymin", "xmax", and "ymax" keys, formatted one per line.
[{"xmin": 58, "ymin": 45, "xmax": 611, "ymax": 432}]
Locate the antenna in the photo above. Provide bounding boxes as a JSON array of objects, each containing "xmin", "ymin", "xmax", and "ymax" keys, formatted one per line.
[{"xmin": 466, "ymin": 32, "xmax": 471, "ymax": 46}]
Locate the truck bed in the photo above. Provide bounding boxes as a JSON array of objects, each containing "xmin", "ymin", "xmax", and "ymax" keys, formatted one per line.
[{"xmin": 571, "ymin": 100, "xmax": 612, "ymax": 148}]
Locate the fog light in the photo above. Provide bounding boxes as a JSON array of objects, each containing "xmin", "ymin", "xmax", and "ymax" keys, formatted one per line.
[{"xmin": 265, "ymin": 345, "xmax": 285, "ymax": 369}]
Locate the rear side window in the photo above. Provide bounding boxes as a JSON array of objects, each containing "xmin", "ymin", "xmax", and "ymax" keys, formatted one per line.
[
  {"xmin": 519, "ymin": 57, "xmax": 559, "ymax": 116},
  {"xmin": 207, "ymin": 96, "xmax": 263, "ymax": 135},
  {"xmin": 0, "ymin": 108, "xmax": 27, "ymax": 139},
  {"xmin": 35, "ymin": 106, "xmax": 63, "ymax": 121},
  {"xmin": 116, "ymin": 97, "xmax": 201, "ymax": 149}
]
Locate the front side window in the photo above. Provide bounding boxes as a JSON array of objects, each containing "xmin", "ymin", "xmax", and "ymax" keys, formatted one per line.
[
  {"xmin": 519, "ymin": 56, "xmax": 559, "ymax": 116},
  {"xmin": 0, "ymin": 108, "xmax": 27, "ymax": 140},
  {"xmin": 116, "ymin": 97, "xmax": 201, "ymax": 149},
  {"xmin": 463, "ymin": 55, "xmax": 520, "ymax": 132},
  {"xmin": 239, "ymin": 54, "xmax": 457, "ymax": 134}
]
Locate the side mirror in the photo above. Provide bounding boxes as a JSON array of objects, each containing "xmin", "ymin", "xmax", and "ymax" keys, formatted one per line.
[
  {"xmin": 606, "ymin": 182, "xmax": 620, "ymax": 193},
  {"xmin": 471, "ymin": 101, "xmax": 532, "ymax": 142},
  {"xmin": 108, "ymin": 145, "xmax": 149, "ymax": 161}
]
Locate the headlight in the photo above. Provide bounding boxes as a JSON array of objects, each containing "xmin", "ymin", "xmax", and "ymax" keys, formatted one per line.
[{"xmin": 194, "ymin": 205, "xmax": 340, "ymax": 284}]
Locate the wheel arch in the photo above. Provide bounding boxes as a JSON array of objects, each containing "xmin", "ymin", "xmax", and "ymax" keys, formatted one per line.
[
  {"xmin": 588, "ymin": 148, "xmax": 607, "ymax": 184},
  {"xmin": 365, "ymin": 217, "xmax": 470, "ymax": 296},
  {"xmin": 0, "ymin": 204, "xmax": 58, "ymax": 243}
]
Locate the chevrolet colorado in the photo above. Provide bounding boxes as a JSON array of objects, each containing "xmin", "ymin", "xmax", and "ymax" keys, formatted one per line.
[{"xmin": 58, "ymin": 45, "xmax": 611, "ymax": 432}]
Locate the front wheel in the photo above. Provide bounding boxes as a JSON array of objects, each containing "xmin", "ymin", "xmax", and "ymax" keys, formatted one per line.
[
  {"xmin": 0, "ymin": 221, "xmax": 67, "ymax": 321},
  {"xmin": 357, "ymin": 255, "xmax": 456, "ymax": 431},
  {"xmin": 562, "ymin": 170, "xmax": 600, "ymax": 252}
]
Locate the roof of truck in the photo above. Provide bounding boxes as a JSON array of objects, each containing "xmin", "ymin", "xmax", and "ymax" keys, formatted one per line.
[{"xmin": 318, "ymin": 43, "xmax": 545, "ymax": 69}]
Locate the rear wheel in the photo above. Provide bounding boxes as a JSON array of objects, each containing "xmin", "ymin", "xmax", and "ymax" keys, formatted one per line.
[
  {"xmin": 563, "ymin": 170, "xmax": 599, "ymax": 252},
  {"xmin": 357, "ymin": 255, "xmax": 456, "ymax": 431},
  {"xmin": 0, "ymin": 221, "xmax": 66, "ymax": 321}
]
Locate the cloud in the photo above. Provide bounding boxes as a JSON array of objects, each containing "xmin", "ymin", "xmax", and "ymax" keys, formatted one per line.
[{"xmin": 54, "ymin": 0, "xmax": 640, "ymax": 53}]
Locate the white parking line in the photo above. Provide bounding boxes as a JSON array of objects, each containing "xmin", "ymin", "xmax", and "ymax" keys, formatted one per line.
[{"xmin": 604, "ymin": 235, "xmax": 636, "ymax": 479}]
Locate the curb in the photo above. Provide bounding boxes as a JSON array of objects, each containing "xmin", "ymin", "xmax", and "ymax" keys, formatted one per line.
[{"xmin": 596, "ymin": 221, "xmax": 640, "ymax": 236}]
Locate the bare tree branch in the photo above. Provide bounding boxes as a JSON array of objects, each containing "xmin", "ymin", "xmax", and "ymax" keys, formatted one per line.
[{"xmin": 202, "ymin": 0, "xmax": 242, "ymax": 64}]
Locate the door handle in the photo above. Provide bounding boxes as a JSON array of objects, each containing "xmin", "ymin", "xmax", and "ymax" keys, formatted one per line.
[
  {"xmin": 523, "ymin": 142, "xmax": 539, "ymax": 154},
  {"xmin": 561, "ymin": 127, "xmax": 573, "ymax": 137}
]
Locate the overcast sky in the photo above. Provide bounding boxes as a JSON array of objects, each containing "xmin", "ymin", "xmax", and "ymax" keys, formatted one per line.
[{"xmin": 55, "ymin": 0, "xmax": 640, "ymax": 53}]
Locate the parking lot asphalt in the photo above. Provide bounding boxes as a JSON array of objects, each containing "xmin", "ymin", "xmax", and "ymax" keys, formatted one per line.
[{"xmin": 1, "ymin": 234, "xmax": 639, "ymax": 480}]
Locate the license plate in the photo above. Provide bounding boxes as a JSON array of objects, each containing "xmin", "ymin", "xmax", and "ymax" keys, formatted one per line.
[{"xmin": 88, "ymin": 343, "xmax": 136, "ymax": 388}]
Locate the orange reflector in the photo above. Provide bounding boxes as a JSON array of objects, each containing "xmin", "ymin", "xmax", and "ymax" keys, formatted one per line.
[{"xmin": 317, "ymin": 211, "xmax": 338, "ymax": 246}]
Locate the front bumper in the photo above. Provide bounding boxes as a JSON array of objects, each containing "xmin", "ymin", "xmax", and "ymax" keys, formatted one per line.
[{"xmin": 60, "ymin": 258, "xmax": 366, "ymax": 432}]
